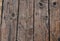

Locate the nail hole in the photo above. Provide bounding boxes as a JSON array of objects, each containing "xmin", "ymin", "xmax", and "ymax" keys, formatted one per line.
[
  {"xmin": 45, "ymin": 16, "xmax": 48, "ymax": 18},
  {"xmin": 44, "ymin": 16, "xmax": 48, "ymax": 20},
  {"xmin": 39, "ymin": 2, "xmax": 43, "ymax": 6},
  {"xmin": 39, "ymin": 2, "xmax": 44, "ymax": 8},
  {"xmin": 7, "ymin": 2, "xmax": 9, "ymax": 4},
  {"xmin": 58, "ymin": 37, "xmax": 60, "ymax": 41},
  {"xmin": 53, "ymin": 2, "xmax": 56, "ymax": 6},
  {"xmin": 12, "ymin": 13, "xmax": 15, "ymax": 17}
]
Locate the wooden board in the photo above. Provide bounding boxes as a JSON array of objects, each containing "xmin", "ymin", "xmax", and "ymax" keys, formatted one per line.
[
  {"xmin": 17, "ymin": 0, "xmax": 34, "ymax": 41},
  {"xmin": 34, "ymin": 0, "xmax": 49, "ymax": 41},
  {"xmin": 1, "ymin": 0, "xmax": 60, "ymax": 41},
  {"xmin": 0, "ymin": 0, "xmax": 2, "ymax": 41},
  {"xmin": 0, "ymin": 0, "xmax": 2, "ymax": 25},
  {"xmin": 50, "ymin": 0, "xmax": 60, "ymax": 41},
  {"xmin": 1, "ymin": 0, "xmax": 18, "ymax": 41}
]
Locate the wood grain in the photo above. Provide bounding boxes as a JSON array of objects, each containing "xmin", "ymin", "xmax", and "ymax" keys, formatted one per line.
[
  {"xmin": 17, "ymin": 0, "xmax": 34, "ymax": 41},
  {"xmin": 34, "ymin": 0, "xmax": 49, "ymax": 41},
  {"xmin": 1, "ymin": 0, "xmax": 18, "ymax": 41},
  {"xmin": 0, "ymin": 0, "xmax": 2, "ymax": 25},
  {"xmin": 50, "ymin": 0, "xmax": 60, "ymax": 41},
  {"xmin": 1, "ymin": 0, "xmax": 60, "ymax": 41},
  {"xmin": 0, "ymin": 0, "xmax": 2, "ymax": 41}
]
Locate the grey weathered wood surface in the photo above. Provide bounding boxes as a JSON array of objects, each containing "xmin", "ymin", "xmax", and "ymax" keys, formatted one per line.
[
  {"xmin": 0, "ymin": 0, "xmax": 60, "ymax": 41},
  {"xmin": 0, "ymin": 0, "xmax": 2, "ymax": 41},
  {"xmin": 17, "ymin": 0, "xmax": 34, "ymax": 41},
  {"xmin": 34, "ymin": 0, "xmax": 49, "ymax": 41},
  {"xmin": 50, "ymin": 0, "xmax": 60, "ymax": 41},
  {"xmin": 0, "ymin": 0, "xmax": 2, "ymax": 25},
  {"xmin": 1, "ymin": 0, "xmax": 18, "ymax": 41}
]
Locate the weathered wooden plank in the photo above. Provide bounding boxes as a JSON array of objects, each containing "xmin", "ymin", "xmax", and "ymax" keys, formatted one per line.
[
  {"xmin": 50, "ymin": 0, "xmax": 60, "ymax": 41},
  {"xmin": 1, "ymin": 0, "xmax": 18, "ymax": 41},
  {"xmin": 0, "ymin": 0, "xmax": 2, "ymax": 26},
  {"xmin": 17, "ymin": 0, "xmax": 34, "ymax": 41},
  {"xmin": 0, "ymin": 0, "xmax": 2, "ymax": 41},
  {"xmin": 34, "ymin": 0, "xmax": 49, "ymax": 41}
]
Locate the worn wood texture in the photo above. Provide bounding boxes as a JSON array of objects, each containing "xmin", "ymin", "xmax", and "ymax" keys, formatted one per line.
[
  {"xmin": 0, "ymin": 0, "xmax": 2, "ymax": 25},
  {"xmin": 1, "ymin": 0, "xmax": 60, "ymax": 41},
  {"xmin": 17, "ymin": 0, "xmax": 34, "ymax": 41},
  {"xmin": 1, "ymin": 0, "xmax": 18, "ymax": 41},
  {"xmin": 34, "ymin": 0, "xmax": 49, "ymax": 41},
  {"xmin": 0, "ymin": 0, "xmax": 2, "ymax": 41},
  {"xmin": 50, "ymin": 0, "xmax": 60, "ymax": 41}
]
